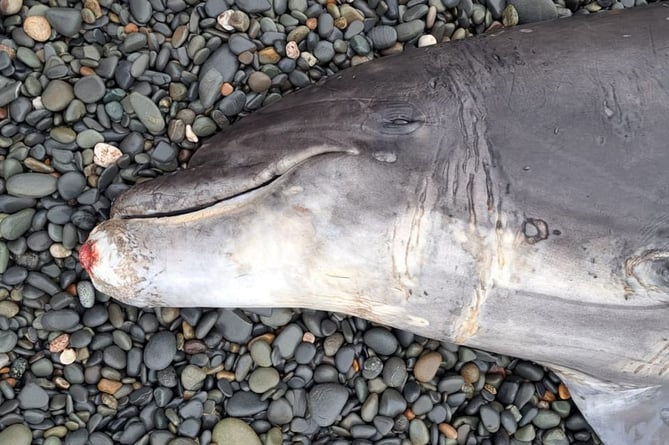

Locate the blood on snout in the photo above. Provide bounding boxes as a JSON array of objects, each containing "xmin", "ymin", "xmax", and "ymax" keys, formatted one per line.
[{"xmin": 79, "ymin": 240, "xmax": 98, "ymax": 273}]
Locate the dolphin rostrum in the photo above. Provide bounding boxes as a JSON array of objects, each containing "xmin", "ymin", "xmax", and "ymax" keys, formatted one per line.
[{"xmin": 80, "ymin": 5, "xmax": 669, "ymax": 444}]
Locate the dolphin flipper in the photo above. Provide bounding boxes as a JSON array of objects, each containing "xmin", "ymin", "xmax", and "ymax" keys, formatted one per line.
[{"xmin": 556, "ymin": 369, "xmax": 669, "ymax": 445}]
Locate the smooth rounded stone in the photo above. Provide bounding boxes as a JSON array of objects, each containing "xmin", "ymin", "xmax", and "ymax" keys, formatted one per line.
[
  {"xmin": 267, "ymin": 398, "xmax": 293, "ymax": 425},
  {"xmin": 508, "ymin": 0, "xmax": 558, "ymax": 23},
  {"xmin": 414, "ymin": 351, "xmax": 441, "ymax": 382},
  {"xmin": 349, "ymin": 35, "xmax": 371, "ymax": 55},
  {"xmin": 514, "ymin": 381, "xmax": 535, "ymax": 408},
  {"xmin": 0, "ymin": 424, "xmax": 32, "ymax": 445},
  {"xmin": 367, "ymin": 25, "xmax": 397, "ymax": 49},
  {"xmin": 362, "ymin": 355, "xmax": 383, "ymax": 379},
  {"xmin": 17, "ymin": 382, "xmax": 49, "ymax": 409},
  {"xmin": 45, "ymin": 7, "xmax": 82, "ymax": 37},
  {"xmin": 274, "ymin": 323, "xmax": 303, "ymax": 359},
  {"xmin": 192, "ymin": 116, "xmax": 217, "ymax": 137},
  {"xmin": 497, "ymin": 380, "xmax": 520, "ymax": 404},
  {"xmin": 247, "ymin": 71, "xmax": 272, "ymax": 92},
  {"xmin": 6, "ymin": 173, "xmax": 57, "ymax": 198},
  {"xmin": 0, "ymin": 0, "xmax": 22, "ymax": 15},
  {"xmin": 532, "ymin": 409, "xmax": 561, "ymax": 429},
  {"xmin": 144, "ymin": 331, "xmax": 177, "ymax": 370},
  {"xmin": 199, "ymin": 46, "xmax": 238, "ymax": 107},
  {"xmin": 0, "ymin": 301, "xmax": 18, "ymax": 318},
  {"xmin": 250, "ymin": 340, "xmax": 273, "ymax": 367},
  {"xmin": 363, "ymin": 327, "xmax": 398, "ymax": 356},
  {"xmin": 0, "ymin": 208, "xmax": 35, "ymax": 240},
  {"xmin": 480, "ymin": 404, "xmax": 501, "ymax": 433},
  {"xmin": 514, "ymin": 424, "xmax": 536, "ymax": 442},
  {"xmin": 542, "ymin": 428, "xmax": 570, "ymax": 445},
  {"xmin": 379, "ymin": 388, "xmax": 407, "ymax": 417},
  {"xmin": 395, "ymin": 20, "xmax": 425, "ymax": 42},
  {"xmin": 128, "ymin": 92, "xmax": 165, "ymax": 134},
  {"xmin": 514, "ymin": 361, "xmax": 545, "ymax": 381},
  {"xmin": 73, "ymin": 75, "xmax": 105, "ymax": 103},
  {"xmin": 0, "ymin": 196, "xmax": 36, "ymax": 213},
  {"xmin": 0, "ymin": 331, "xmax": 17, "ymax": 353},
  {"xmin": 41, "ymin": 309, "xmax": 80, "ymax": 330},
  {"xmin": 313, "ymin": 41, "xmax": 335, "ymax": 63},
  {"xmin": 308, "ymin": 383, "xmax": 349, "ymax": 427},
  {"xmin": 335, "ymin": 345, "xmax": 355, "ymax": 372},
  {"xmin": 551, "ymin": 400, "xmax": 571, "ymax": 418},
  {"xmin": 412, "ymin": 394, "xmax": 434, "ymax": 416},
  {"xmin": 212, "ymin": 418, "xmax": 261, "ymax": 445},
  {"xmin": 217, "ymin": 90, "xmax": 246, "ymax": 117},
  {"xmin": 181, "ymin": 365, "xmax": 206, "ymax": 390},
  {"xmin": 294, "ymin": 342, "xmax": 317, "ymax": 364},
  {"xmin": 123, "ymin": 32, "xmax": 147, "ymax": 52},
  {"xmin": 57, "ymin": 172, "xmax": 86, "ymax": 201},
  {"xmin": 382, "ymin": 356, "xmax": 407, "ymax": 388},
  {"xmin": 361, "ymin": 393, "xmax": 379, "ymax": 421},
  {"xmin": 409, "ymin": 419, "xmax": 429, "ymax": 445},
  {"xmin": 216, "ymin": 309, "xmax": 253, "ymax": 343},
  {"xmin": 404, "ymin": 4, "xmax": 429, "ymax": 21},
  {"xmin": 225, "ymin": 391, "xmax": 268, "ymax": 416},
  {"xmin": 41, "ymin": 79, "xmax": 74, "ymax": 112},
  {"xmin": 103, "ymin": 345, "xmax": 126, "ymax": 369},
  {"xmin": 129, "ymin": 0, "xmax": 152, "ymax": 23},
  {"xmin": 248, "ymin": 367, "xmax": 280, "ymax": 393}
]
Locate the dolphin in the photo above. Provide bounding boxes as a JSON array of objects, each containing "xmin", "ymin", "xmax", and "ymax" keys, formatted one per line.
[{"xmin": 80, "ymin": 4, "xmax": 669, "ymax": 444}]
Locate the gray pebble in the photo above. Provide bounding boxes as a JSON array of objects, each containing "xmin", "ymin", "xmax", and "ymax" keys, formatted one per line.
[
  {"xmin": 308, "ymin": 383, "xmax": 349, "ymax": 426},
  {"xmin": 216, "ymin": 309, "xmax": 253, "ymax": 343},
  {"xmin": 274, "ymin": 323, "xmax": 303, "ymax": 359},
  {"xmin": 128, "ymin": 92, "xmax": 165, "ymax": 134},
  {"xmin": 144, "ymin": 331, "xmax": 177, "ymax": 370},
  {"xmin": 41, "ymin": 309, "xmax": 80, "ymax": 330},
  {"xmin": 368, "ymin": 25, "xmax": 398, "ymax": 50},
  {"xmin": 17, "ymin": 382, "xmax": 49, "ymax": 409},
  {"xmin": 45, "ymin": 8, "xmax": 83, "ymax": 37},
  {"xmin": 509, "ymin": 0, "xmax": 558, "ymax": 23},
  {"xmin": 6, "ymin": 173, "xmax": 57, "ymax": 198},
  {"xmin": 0, "ymin": 331, "xmax": 17, "ymax": 353},
  {"xmin": 57, "ymin": 172, "xmax": 86, "ymax": 200},
  {"xmin": 363, "ymin": 327, "xmax": 398, "ymax": 355},
  {"xmin": 73, "ymin": 75, "xmax": 106, "ymax": 103}
]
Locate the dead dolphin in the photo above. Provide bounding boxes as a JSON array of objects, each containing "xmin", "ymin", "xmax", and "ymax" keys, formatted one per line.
[{"xmin": 81, "ymin": 4, "xmax": 669, "ymax": 444}]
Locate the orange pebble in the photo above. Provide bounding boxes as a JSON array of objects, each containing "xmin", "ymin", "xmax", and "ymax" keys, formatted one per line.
[
  {"xmin": 220, "ymin": 82, "xmax": 234, "ymax": 96},
  {"xmin": 306, "ymin": 17, "xmax": 317, "ymax": 30},
  {"xmin": 439, "ymin": 423, "xmax": 458, "ymax": 440},
  {"xmin": 558, "ymin": 383, "xmax": 571, "ymax": 400},
  {"xmin": 125, "ymin": 23, "xmax": 139, "ymax": 33},
  {"xmin": 404, "ymin": 408, "xmax": 416, "ymax": 420}
]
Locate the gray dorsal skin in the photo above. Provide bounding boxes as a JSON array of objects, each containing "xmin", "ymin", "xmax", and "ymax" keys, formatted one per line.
[{"xmin": 84, "ymin": 5, "xmax": 669, "ymax": 444}]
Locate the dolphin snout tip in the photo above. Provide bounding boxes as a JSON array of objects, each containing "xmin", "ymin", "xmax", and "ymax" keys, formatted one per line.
[{"xmin": 79, "ymin": 239, "xmax": 97, "ymax": 274}]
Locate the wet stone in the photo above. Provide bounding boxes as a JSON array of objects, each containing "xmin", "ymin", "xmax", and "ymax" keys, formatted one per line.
[
  {"xmin": 0, "ymin": 208, "xmax": 35, "ymax": 240},
  {"xmin": 74, "ymin": 75, "xmax": 105, "ymax": 103},
  {"xmin": 212, "ymin": 418, "xmax": 262, "ymax": 445},
  {"xmin": 128, "ymin": 92, "xmax": 165, "ymax": 134},
  {"xmin": 45, "ymin": 7, "xmax": 83, "ymax": 37},
  {"xmin": 368, "ymin": 25, "xmax": 397, "ymax": 49},
  {"xmin": 144, "ymin": 331, "xmax": 177, "ymax": 370},
  {"xmin": 363, "ymin": 327, "xmax": 398, "ymax": 355},
  {"xmin": 414, "ymin": 351, "xmax": 441, "ymax": 382},
  {"xmin": 274, "ymin": 323, "xmax": 303, "ymax": 359},
  {"xmin": 57, "ymin": 171, "xmax": 86, "ymax": 200},
  {"xmin": 17, "ymin": 382, "xmax": 49, "ymax": 409},
  {"xmin": 308, "ymin": 383, "xmax": 349, "ymax": 427},
  {"xmin": 382, "ymin": 356, "xmax": 407, "ymax": 388},
  {"xmin": 532, "ymin": 409, "xmax": 562, "ymax": 429},
  {"xmin": 41, "ymin": 309, "xmax": 80, "ymax": 330}
]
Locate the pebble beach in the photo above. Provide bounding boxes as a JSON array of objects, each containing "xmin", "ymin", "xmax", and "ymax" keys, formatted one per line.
[{"xmin": 0, "ymin": 0, "xmax": 646, "ymax": 444}]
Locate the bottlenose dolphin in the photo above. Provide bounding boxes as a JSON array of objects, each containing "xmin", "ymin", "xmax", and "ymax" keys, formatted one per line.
[{"xmin": 80, "ymin": 4, "xmax": 669, "ymax": 444}]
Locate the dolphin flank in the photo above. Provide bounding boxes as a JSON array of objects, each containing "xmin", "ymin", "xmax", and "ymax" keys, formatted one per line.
[{"xmin": 81, "ymin": 4, "xmax": 669, "ymax": 445}]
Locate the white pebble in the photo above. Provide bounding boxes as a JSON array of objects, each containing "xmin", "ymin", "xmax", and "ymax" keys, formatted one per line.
[
  {"xmin": 300, "ymin": 52, "xmax": 317, "ymax": 67},
  {"xmin": 217, "ymin": 10, "xmax": 235, "ymax": 32},
  {"xmin": 418, "ymin": 34, "xmax": 437, "ymax": 47},
  {"xmin": 286, "ymin": 41, "xmax": 300, "ymax": 60},
  {"xmin": 60, "ymin": 348, "xmax": 77, "ymax": 365},
  {"xmin": 185, "ymin": 124, "xmax": 198, "ymax": 143},
  {"xmin": 49, "ymin": 243, "xmax": 71, "ymax": 259},
  {"xmin": 94, "ymin": 142, "xmax": 123, "ymax": 167},
  {"xmin": 32, "ymin": 96, "xmax": 44, "ymax": 110}
]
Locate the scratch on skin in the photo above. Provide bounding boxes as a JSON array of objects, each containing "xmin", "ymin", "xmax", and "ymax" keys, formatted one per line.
[
  {"xmin": 631, "ymin": 341, "xmax": 669, "ymax": 376},
  {"xmin": 391, "ymin": 177, "xmax": 432, "ymax": 300}
]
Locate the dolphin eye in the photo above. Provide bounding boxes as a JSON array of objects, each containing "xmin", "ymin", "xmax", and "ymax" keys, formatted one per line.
[{"xmin": 363, "ymin": 101, "xmax": 424, "ymax": 136}]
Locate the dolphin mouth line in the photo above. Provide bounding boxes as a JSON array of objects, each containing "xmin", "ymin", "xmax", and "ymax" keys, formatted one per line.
[{"xmin": 117, "ymin": 146, "xmax": 359, "ymax": 220}]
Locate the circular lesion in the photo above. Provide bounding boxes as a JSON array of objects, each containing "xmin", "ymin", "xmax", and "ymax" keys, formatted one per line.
[
  {"xmin": 521, "ymin": 218, "xmax": 549, "ymax": 244},
  {"xmin": 624, "ymin": 249, "xmax": 669, "ymax": 301}
]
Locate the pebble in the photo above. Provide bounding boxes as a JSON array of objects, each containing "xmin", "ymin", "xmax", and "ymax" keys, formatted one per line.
[
  {"xmin": 128, "ymin": 92, "xmax": 165, "ymax": 134},
  {"xmin": 74, "ymin": 75, "xmax": 106, "ymax": 103},
  {"xmin": 44, "ymin": 7, "xmax": 82, "ymax": 37},
  {"xmin": 17, "ymin": 382, "xmax": 49, "ymax": 409},
  {"xmin": 94, "ymin": 143, "xmax": 123, "ymax": 167},
  {"xmin": 248, "ymin": 367, "xmax": 280, "ymax": 393},
  {"xmin": 363, "ymin": 327, "xmax": 398, "ymax": 355},
  {"xmin": 509, "ymin": 0, "xmax": 558, "ymax": 23},
  {"xmin": 0, "ymin": 330, "xmax": 17, "ymax": 352},
  {"xmin": 274, "ymin": 323, "xmax": 303, "ymax": 358},
  {"xmin": 368, "ymin": 26, "xmax": 398, "ymax": 49},
  {"xmin": 23, "ymin": 16, "xmax": 51, "ymax": 42},
  {"xmin": 144, "ymin": 331, "xmax": 177, "ymax": 370},
  {"xmin": 308, "ymin": 383, "xmax": 349, "ymax": 426},
  {"xmin": 0, "ymin": 424, "xmax": 32, "ymax": 445},
  {"xmin": 212, "ymin": 418, "xmax": 262, "ymax": 445},
  {"xmin": 414, "ymin": 351, "xmax": 441, "ymax": 382},
  {"xmin": 0, "ymin": 0, "xmax": 22, "ymax": 15}
]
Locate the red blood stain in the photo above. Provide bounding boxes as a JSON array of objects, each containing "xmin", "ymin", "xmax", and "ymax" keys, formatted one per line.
[{"xmin": 80, "ymin": 240, "xmax": 98, "ymax": 273}]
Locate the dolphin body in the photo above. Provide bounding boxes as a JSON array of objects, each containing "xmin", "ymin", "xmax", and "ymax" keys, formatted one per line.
[{"xmin": 81, "ymin": 4, "xmax": 669, "ymax": 444}]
